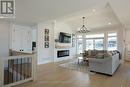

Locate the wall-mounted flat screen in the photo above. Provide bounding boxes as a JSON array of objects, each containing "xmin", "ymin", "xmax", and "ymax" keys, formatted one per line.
[{"xmin": 59, "ymin": 32, "xmax": 71, "ymax": 43}]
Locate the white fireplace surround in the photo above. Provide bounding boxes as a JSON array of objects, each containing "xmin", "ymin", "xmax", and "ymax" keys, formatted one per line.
[
  {"xmin": 55, "ymin": 42, "xmax": 72, "ymax": 49},
  {"xmin": 57, "ymin": 50, "xmax": 70, "ymax": 58}
]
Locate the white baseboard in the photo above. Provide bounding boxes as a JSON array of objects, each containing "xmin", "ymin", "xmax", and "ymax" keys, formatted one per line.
[{"xmin": 38, "ymin": 60, "xmax": 53, "ymax": 65}]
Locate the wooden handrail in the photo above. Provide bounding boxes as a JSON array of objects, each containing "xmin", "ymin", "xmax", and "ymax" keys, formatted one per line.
[{"xmin": 3, "ymin": 54, "xmax": 35, "ymax": 60}]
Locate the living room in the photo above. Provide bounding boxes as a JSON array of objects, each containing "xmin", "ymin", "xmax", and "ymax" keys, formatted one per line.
[{"xmin": 0, "ymin": 0, "xmax": 130, "ymax": 87}]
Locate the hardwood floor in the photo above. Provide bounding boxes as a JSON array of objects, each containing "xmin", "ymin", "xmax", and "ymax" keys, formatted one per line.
[{"xmin": 15, "ymin": 61, "xmax": 130, "ymax": 87}]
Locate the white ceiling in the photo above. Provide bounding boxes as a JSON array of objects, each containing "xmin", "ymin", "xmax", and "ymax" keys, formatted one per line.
[
  {"xmin": 109, "ymin": 0, "xmax": 130, "ymax": 29},
  {"xmin": 3, "ymin": 0, "xmax": 108, "ymax": 26},
  {"xmin": 58, "ymin": 5, "xmax": 121, "ymax": 31},
  {"xmin": 1, "ymin": 0, "xmax": 130, "ymax": 29}
]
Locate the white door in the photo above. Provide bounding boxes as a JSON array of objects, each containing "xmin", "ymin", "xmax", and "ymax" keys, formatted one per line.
[
  {"xmin": 12, "ymin": 25, "xmax": 32, "ymax": 53},
  {"xmin": 125, "ymin": 29, "xmax": 130, "ymax": 60},
  {"xmin": 22, "ymin": 29, "xmax": 32, "ymax": 53},
  {"xmin": 12, "ymin": 28, "xmax": 22, "ymax": 52}
]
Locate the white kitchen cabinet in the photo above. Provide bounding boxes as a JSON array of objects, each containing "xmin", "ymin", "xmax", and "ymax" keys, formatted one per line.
[{"xmin": 12, "ymin": 25, "xmax": 32, "ymax": 53}]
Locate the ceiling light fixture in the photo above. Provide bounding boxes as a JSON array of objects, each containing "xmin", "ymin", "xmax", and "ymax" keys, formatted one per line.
[
  {"xmin": 108, "ymin": 22, "xmax": 112, "ymax": 25},
  {"xmin": 77, "ymin": 17, "xmax": 90, "ymax": 34}
]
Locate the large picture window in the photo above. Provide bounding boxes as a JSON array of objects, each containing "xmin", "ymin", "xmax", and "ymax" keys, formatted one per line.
[
  {"xmin": 107, "ymin": 33, "xmax": 117, "ymax": 50},
  {"xmin": 86, "ymin": 39, "xmax": 94, "ymax": 50},
  {"xmin": 76, "ymin": 32, "xmax": 118, "ymax": 54},
  {"xmin": 85, "ymin": 34, "xmax": 104, "ymax": 50},
  {"xmin": 94, "ymin": 39, "xmax": 104, "ymax": 50}
]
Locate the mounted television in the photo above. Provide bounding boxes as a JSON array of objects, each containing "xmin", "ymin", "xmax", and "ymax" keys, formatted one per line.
[{"xmin": 59, "ymin": 32, "xmax": 71, "ymax": 43}]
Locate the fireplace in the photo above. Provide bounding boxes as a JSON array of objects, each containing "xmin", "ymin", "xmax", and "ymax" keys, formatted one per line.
[{"xmin": 57, "ymin": 50, "xmax": 69, "ymax": 58}]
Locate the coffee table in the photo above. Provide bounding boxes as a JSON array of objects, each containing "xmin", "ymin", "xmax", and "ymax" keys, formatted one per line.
[{"xmin": 78, "ymin": 57, "xmax": 89, "ymax": 65}]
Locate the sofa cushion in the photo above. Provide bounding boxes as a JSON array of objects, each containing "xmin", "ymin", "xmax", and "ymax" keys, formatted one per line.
[
  {"xmin": 103, "ymin": 53, "xmax": 111, "ymax": 57},
  {"xmin": 91, "ymin": 50, "xmax": 98, "ymax": 56},
  {"xmin": 87, "ymin": 50, "xmax": 98, "ymax": 58},
  {"xmin": 96, "ymin": 53, "xmax": 104, "ymax": 59},
  {"xmin": 109, "ymin": 51, "xmax": 118, "ymax": 56},
  {"xmin": 84, "ymin": 50, "xmax": 118, "ymax": 59},
  {"xmin": 97, "ymin": 51, "xmax": 112, "ymax": 58}
]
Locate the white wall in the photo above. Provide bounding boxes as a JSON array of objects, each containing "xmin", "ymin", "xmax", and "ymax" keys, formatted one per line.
[
  {"xmin": 0, "ymin": 21, "xmax": 10, "ymax": 84},
  {"xmin": 109, "ymin": 0, "xmax": 130, "ymax": 29},
  {"xmin": 32, "ymin": 29, "xmax": 37, "ymax": 42},
  {"xmin": 54, "ymin": 21, "xmax": 76, "ymax": 62},
  {"xmin": 124, "ymin": 28, "xmax": 130, "ymax": 60},
  {"xmin": 37, "ymin": 21, "xmax": 76, "ymax": 64},
  {"xmin": 0, "ymin": 21, "xmax": 10, "ymax": 57},
  {"xmin": 37, "ymin": 21, "xmax": 54, "ymax": 64},
  {"xmin": 125, "ymin": 29, "xmax": 130, "ymax": 45},
  {"xmin": 0, "ymin": 21, "xmax": 10, "ymax": 83}
]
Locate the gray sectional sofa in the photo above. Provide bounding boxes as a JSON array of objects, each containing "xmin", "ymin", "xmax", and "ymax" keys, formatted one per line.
[{"xmin": 83, "ymin": 50, "xmax": 120, "ymax": 75}]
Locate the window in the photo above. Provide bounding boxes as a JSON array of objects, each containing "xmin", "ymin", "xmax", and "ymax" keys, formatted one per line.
[
  {"xmin": 86, "ymin": 39, "xmax": 94, "ymax": 50},
  {"xmin": 94, "ymin": 39, "xmax": 104, "ymax": 50},
  {"xmin": 77, "ymin": 35, "xmax": 83, "ymax": 38},
  {"xmin": 76, "ymin": 32, "xmax": 118, "ymax": 54},
  {"xmin": 107, "ymin": 33, "xmax": 117, "ymax": 50},
  {"xmin": 86, "ymin": 34, "xmax": 104, "ymax": 38},
  {"xmin": 85, "ymin": 34, "xmax": 104, "ymax": 50}
]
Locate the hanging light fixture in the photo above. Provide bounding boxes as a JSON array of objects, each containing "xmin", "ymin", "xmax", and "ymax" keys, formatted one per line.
[{"xmin": 77, "ymin": 17, "xmax": 90, "ymax": 33}]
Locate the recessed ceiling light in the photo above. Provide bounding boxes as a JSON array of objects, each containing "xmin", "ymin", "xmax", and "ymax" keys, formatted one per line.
[
  {"xmin": 92, "ymin": 9, "xmax": 96, "ymax": 12},
  {"xmin": 108, "ymin": 22, "xmax": 112, "ymax": 25}
]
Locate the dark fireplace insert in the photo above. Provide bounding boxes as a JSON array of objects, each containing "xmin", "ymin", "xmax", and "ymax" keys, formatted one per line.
[{"xmin": 57, "ymin": 50, "xmax": 69, "ymax": 58}]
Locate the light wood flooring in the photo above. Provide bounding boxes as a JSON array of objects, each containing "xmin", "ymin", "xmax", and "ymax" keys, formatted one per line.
[{"xmin": 15, "ymin": 61, "xmax": 130, "ymax": 87}]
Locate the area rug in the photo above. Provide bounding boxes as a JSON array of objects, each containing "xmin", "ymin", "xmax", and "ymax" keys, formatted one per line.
[{"xmin": 59, "ymin": 60, "xmax": 96, "ymax": 75}]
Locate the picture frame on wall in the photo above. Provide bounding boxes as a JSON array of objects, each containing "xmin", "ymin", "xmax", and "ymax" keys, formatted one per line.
[
  {"xmin": 45, "ymin": 29, "xmax": 49, "ymax": 35},
  {"xmin": 44, "ymin": 42, "xmax": 49, "ymax": 48}
]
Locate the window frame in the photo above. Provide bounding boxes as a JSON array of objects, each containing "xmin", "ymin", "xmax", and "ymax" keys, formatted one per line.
[
  {"xmin": 107, "ymin": 31, "xmax": 118, "ymax": 51},
  {"xmin": 76, "ymin": 31, "xmax": 118, "ymax": 54},
  {"xmin": 76, "ymin": 38, "xmax": 83, "ymax": 54},
  {"xmin": 85, "ymin": 37, "xmax": 104, "ymax": 50}
]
